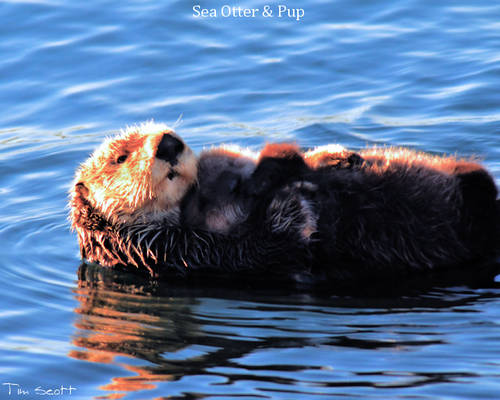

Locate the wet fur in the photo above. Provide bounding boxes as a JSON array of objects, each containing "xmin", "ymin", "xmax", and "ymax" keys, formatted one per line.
[
  {"xmin": 71, "ymin": 185, "xmax": 312, "ymax": 281},
  {"xmin": 249, "ymin": 147, "xmax": 500, "ymax": 282},
  {"xmin": 183, "ymin": 143, "xmax": 500, "ymax": 281},
  {"xmin": 70, "ymin": 127, "xmax": 313, "ymax": 283},
  {"xmin": 70, "ymin": 124, "xmax": 500, "ymax": 287}
]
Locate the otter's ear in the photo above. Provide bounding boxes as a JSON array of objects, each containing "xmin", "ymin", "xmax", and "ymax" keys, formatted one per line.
[
  {"xmin": 75, "ymin": 182, "xmax": 89, "ymax": 200},
  {"xmin": 71, "ymin": 182, "xmax": 91, "ymax": 227},
  {"xmin": 71, "ymin": 182, "xmax": 110, "ymax": 232},
  {"xmin": 71, "ymin": 182, "xmax": 92, "ymax": 223}
]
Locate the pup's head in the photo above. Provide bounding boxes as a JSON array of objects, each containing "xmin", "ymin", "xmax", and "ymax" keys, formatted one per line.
[
  {"xmin": 70, "ymin": 122, "xmax": 198, "ymax": 229},
  {"xmin": 246, "ymin": 143, "xmax": 308, "ymax": 197}
]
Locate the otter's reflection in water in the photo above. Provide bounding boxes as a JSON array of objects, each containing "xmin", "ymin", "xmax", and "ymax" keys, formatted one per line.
[
  {"xmin": 71, "ymin": 263, "xmax": 223, "ymax": 395},
  {"xmin": 70, "ymin": 263, "xmax": 500, "ymax": 399}
]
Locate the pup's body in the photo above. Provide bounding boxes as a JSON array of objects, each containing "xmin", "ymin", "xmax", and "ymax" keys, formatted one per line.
[{"xmin": 181, "ymin": 143, "xmax": 363, "ymax": 238}]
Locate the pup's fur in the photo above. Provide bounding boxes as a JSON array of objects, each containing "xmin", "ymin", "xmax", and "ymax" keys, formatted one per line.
[
  {"xmin": 181, "ymin": 142, "xmax": 363, "ymax": 239},
  {"xmin": 194, "ymin": 142, "xmax": 500, "ymax": 280},
  {"xmin": 180, "ymin": 145, "xmax": 258, "ymax": 234}
]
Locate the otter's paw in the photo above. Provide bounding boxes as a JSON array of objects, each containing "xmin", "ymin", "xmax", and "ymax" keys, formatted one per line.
[
  {"xmin": 266, "ymin": 181, "xmax": 318, "ymax": 242},
  {"xmin": 322, "ymin": 151, "xmax": 364, "ymax": 169},
  {"xmin": 304, "ymin": 145, "xmax": 364, "ymax": 170}
]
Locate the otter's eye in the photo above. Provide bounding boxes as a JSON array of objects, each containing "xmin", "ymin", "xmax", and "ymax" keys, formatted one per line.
[{"xmin": 116, "ymin": 155, "xmax": 127, "ymax": 164}]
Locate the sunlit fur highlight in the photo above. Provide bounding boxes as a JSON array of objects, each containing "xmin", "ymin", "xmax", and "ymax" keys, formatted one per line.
[
  {"xmin": 69, "ymin": 122, "xmax": 198, "ymax": 269},
  {"xmin": 70, "ymin": 122, "xmax": 197, "ymax": 226},
  {"xmin": 304, "ymin": 144, "xmax": 349, "ymax": 168},
  {"xmin": 359, "ymin": 146, "xmax": 480, "ymax": 174}
]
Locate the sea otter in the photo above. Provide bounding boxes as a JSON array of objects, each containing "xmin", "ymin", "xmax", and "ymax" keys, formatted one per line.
[
  {"xmin": 69, "ymin": 122, "xmax": 500, "ymax": 286},
  {"xmin": 69, "ymin": 122, "xmax": 313, "ymax": 281}
]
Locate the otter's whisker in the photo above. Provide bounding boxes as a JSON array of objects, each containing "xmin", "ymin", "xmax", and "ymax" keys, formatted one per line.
[{"xmin": 146, "ymin": 230, "xmax": 162, "ymax": 251}]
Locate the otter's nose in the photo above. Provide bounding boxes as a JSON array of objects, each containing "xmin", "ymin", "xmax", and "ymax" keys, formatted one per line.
[{"xmin": 156, "ymin": 133, "xmax": 185, "ymax": 165}]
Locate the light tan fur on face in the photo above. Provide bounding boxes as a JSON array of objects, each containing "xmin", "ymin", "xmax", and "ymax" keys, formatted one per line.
[{"xmin": 70, "ymin": 122, "xmax": 197, "ymax": 226}]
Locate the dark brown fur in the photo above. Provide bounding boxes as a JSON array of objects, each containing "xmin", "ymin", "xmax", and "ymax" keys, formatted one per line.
[
  {"xmin": 71, "ymin": 139, "xmax": 500, "ymax": 287},
  {"xmin": 247, "ymin": 149, "xmax": 500, "ymax": 283},
  {"xmin": 71, "ymin": 182, "xmax": 313, "ymax": 282}
]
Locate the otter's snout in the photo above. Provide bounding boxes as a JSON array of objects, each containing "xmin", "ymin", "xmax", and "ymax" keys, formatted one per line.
[{"xmin": 156, "ymin": 133, "xmax": 185, "ymax": 165}]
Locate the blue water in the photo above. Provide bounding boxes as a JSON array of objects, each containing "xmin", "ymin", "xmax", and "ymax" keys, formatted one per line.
[{"xmin": 1, "ymin": 0, "xmax": 499, "ymax": 398}]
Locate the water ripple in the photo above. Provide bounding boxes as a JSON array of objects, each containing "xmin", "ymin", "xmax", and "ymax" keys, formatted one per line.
[{"xmin": 0, "ymin": 0, "xmax": 499, "ymax": 398}]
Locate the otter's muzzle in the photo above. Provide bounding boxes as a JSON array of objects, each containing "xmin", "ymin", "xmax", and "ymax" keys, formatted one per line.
[{"xmin": 156, "ymin": 133, "xmax": 185, "ymax": 165}]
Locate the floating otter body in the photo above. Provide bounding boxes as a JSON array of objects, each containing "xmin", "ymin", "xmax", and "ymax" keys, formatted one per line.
[
  {"xmin": 69, "ymin": 122, "xmax": 500, "ymax": 287},
  {"xmin": 70, "ymin": 123, "xmax": 312, "ymax": 281},
  {"xmin": 183, "ymin": 141, "xmax": 500, "ymax": 282}
]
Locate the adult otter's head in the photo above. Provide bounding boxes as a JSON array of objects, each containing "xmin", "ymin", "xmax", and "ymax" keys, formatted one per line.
[{"xmin": 70, "ymin": 122, "xmax": 197, "ymax": 230}]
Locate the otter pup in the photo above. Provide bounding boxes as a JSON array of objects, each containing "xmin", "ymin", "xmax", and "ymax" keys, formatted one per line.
[{"xmin": 181, "ymin": 142, "xmax": 364, "ymax": 238}]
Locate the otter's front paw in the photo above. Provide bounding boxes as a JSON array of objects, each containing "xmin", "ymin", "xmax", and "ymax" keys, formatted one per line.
[
  {"xmin": 304, "ymin": 145, "xmax": 364, "ymax": 170},
  {"xmin": 266, "ymin": 181, "xmax": 318, "ymax": 242}
]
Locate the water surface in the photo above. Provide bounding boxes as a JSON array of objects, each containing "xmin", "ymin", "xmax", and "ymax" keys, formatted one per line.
[{"xmin": 0, "ymin": 0, "xmax": 499, "ymax": 398}]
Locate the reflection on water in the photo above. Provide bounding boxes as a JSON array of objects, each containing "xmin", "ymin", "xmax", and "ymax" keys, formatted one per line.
[{"xmin": 70, "ymin": 263, "xmax": 500, "ymax": 399}]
